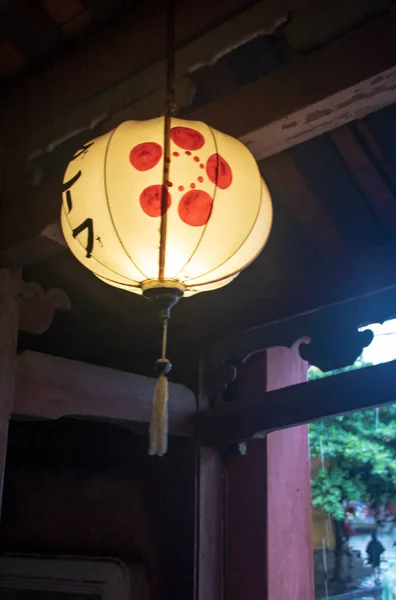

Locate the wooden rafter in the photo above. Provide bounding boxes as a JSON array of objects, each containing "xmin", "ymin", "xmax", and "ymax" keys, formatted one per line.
[
  {"xmin": 0, "ymin": 0, "xmax": 308, "ymax": 150},
  {"xmin": 259, "ymin": 152, "xmax": 349, "ymax": 260},
  {"xmin": 188, "ymin": 6, "xmax": 396, "ymax": 160},
  {"xmin": 3, "ymin": 8, "xmax": 396, "ymax": 263},
  {"xmin": 329, "ymin": 126, "xmax": 396, "ymax": 233}
]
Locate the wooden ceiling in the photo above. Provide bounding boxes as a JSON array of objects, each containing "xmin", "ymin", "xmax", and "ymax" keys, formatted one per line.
[
  {"xmin": 0, "ymin": 0, "xmax": 128, "ymax": 81},
  {"xmin": 3, "ymin": 0, "xmax": 396, "ymax": 381},
  {"xmin": 0, "ymin": 0, "xmax": 258, "ymax": 85},
  {"xmin": 20, "ymin": 102, "xmax": 396, "ymax": 375}
]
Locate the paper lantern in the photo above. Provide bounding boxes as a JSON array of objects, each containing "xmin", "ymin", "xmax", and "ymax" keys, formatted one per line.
[
  {"xmin": 61, "ymin": 117, "xmax": 272, "ymax": 298},
  {"xmin": 61, "ymin": 116, "xmax": 273, "ymax": 456}
]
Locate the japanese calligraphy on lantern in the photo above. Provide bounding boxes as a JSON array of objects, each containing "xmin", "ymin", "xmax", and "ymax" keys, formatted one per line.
[{"xmin": 61, "ymin": 117, "xmax": 272, "ymax": 296}]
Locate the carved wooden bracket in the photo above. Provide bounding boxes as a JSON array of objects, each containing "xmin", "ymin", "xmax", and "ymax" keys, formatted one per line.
[
  {"xmin": 0, "ymin": 222, "xmax": 66, "ymax": 269},
  {"xmin": 206, "ymin": 283, "xmax": 396, "ymax": 400},
  {"xmin": 299, "ymin": 328, "xmax": 373, "ymax": 373},
  {"xmin": 206, "ymin": 363, "xmax": 238, "ymax": 404},
  {"xmin": 18, "ymin": 281, "xmax": 71, "ymax": 335}
]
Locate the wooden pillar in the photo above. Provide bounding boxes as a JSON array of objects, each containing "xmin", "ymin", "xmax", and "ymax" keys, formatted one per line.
[
  {"xmin": 265, "ymin": 346, "xmax": 313, "ymax": 600},
  {"xmin": 195, "ymin": 362, "xmax": 224, "ymax": 600},
  {"xmin": 226, "ymin": 345, "xmax": 314, "ymax": 600},
  {"xmin": 0, "ymin": 269, "xmax": 20, "ymax": 515},
  {"xmin": 195, "ymin": 446, "xmax": 223, "ymax": 600}
]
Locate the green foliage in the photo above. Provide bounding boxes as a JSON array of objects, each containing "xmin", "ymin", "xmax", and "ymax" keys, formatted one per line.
[
  {"xmin": 309, "ymin": 360, "xmax": 396, "ymax": 520},
  {"xmin": 308, "ymin": 356, "xmax": 369, "ymax": 381}
]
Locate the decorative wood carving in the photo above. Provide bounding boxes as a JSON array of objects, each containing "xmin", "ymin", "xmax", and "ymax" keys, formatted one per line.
[
  {"xmin": 206, "ymin": 282, "xmax": 396, "ymax": 399},
  {"xmin": 0, "ymin": 555, "xmax": 148, "ymax": 600},
  {"xmin": 298, "ymin": 328, "xmax": 373, "ymax": 373},
  {"xmin": 18, "ymin": 281, "xmax": 70, "ymax": 335},
  {"xmin": 199, "ymin": 358, "xmax": 396, "ymax": 447},
  {"xmin": 206, "ymin": 363, "xmax": 237, "ymax": 404}
]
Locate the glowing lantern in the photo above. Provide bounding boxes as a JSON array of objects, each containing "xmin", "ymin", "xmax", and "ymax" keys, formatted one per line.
[
  {"xmin": 61, "ymin": 116, "xmax": 272, "ymax": 456},
  {"xmin": 61, "ymin": 117, "xmax": 272, "ymax": 298}
]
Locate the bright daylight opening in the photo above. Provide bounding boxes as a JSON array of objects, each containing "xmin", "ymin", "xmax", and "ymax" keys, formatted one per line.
[{"xmin": 309, "ymin": 318, "xmax": 396, "ymax": 600}]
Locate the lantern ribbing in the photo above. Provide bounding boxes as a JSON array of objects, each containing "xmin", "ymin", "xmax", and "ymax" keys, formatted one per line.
[{"xmin": 60, "ymin": 0, "xmax": 273, "ymax": 456}]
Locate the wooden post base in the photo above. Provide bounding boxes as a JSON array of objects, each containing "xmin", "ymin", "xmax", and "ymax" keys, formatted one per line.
[{"xmin": 0, "ymin": 269, "xmax": 20, "ymax": 516}]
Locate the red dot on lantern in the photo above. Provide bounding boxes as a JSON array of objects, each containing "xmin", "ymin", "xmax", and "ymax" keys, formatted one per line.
[
  {"xmin": 198, "ymin": 176, "xmax": 204, "ymax": 183},
  {"xmin": 190, "ymin": 183, "xmax": 196, "ymax": 189},
  {"xmin": 173, "ymin": 151, "xmax": 180, "ymax": 157},
  {"xmin": 185, "ymin": 151, "xmax": 191, "ymax": 156},
  {"xmin": 200, "ymin": 164, "xmax": 204, "ymax": 169},
  {"xmin": 130, "ymin": 142, "xmax": 162, "ymax": 171},
  {"xmin": 166, "ymin": 180, "xmax": 173, "ymax": 187},
  {"xmin": 194, "ymin": 156, "xmax": 200, "ymax": 162},
  {"xmin": 140, "ymin": 185, "xmax": 171, "ymax": 218},
  {"xmin": 206, "ymin": 153, "xmax": 233, "ymax": 189},
  {"xmin": 178, "ymin": 185, "xmax": 184, "ymax": 192},
  {"xmin": 170, "ymin": 126, "xmax": 205, "ymax": 150},
  {"xmin": 178, "ymin": 190, "xmax": 213, "ymax": 227}
]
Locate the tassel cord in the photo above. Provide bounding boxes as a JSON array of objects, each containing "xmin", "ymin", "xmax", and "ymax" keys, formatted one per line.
[
  {"xmin": 161, "ymin": 318, "xmax": 168, "ymax": 360},
  {"xmin": 151, "ymin": 0, "xmax": 177, "ymax": 455},
  {"xmin": 149, "ymin": 316, "xmax": 172, "ymax": 456}
]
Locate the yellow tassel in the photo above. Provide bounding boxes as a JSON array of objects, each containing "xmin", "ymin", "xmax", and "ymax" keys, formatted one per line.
[{"xmin": 149, "ymin": 375, "xmax": 169, "ymax": 456}]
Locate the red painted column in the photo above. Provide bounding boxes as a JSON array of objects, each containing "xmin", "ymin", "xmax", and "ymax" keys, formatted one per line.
[
  {"xmin": 226, "ymin": 345, "xmax": 314, "ymax": 600},
  {"xmin": 266, "ymin": 346, "xmax": 313, "ymax": 600}
]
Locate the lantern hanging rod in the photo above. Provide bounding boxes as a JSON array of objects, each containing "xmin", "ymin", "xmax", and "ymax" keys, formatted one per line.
[
  {"xmin": 165, "ymin": 0, "xmax": 176, "ymax": 117},
  {"xmin": 159, "ymin": 0, "xmax": 177, "ymax": 282}
]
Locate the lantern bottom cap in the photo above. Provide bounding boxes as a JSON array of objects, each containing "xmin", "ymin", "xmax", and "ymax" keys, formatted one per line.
[
  {"xmin": 142, "ymin": 280, "xmax": 185, "ymax": 320},
  {"xmin": 141, "ymin": 279, "xmax": 186, "ymax": 294}
]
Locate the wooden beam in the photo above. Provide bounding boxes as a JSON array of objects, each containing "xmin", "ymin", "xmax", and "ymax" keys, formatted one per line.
[
  {"xmin": 199, "ymin": 359, "xmax": 396, "ymax": 447},
  {"xmin": 4, "ymin": 6, "xmax": 396, "ymax": 266},
  {"xmin": 4, "ymin": 7, "xmax": 396, "ymax": 265},
  {"xmin": 0, "ymin": 173, "xmax": 63, "ymax": 253},
  {"xmin": 4, "ymin": 0, "xmax": 385, "ymax": 169},
  {"xmin": 207, "ymin": 263, "xmax": 396, "ymax": 379},
  {"xmin": 329, "ymin": 126, "xmax": 396, "ymax": 234},
  {"xmin": 0, "ymin": 269, "xmax": 20, "ymax": 515},
  {"xmin": 188, "ymin": 6, "xmax": 396, "ymax": 160},
  {"xmin": 14, "ymin": 351, "xmax": 196, "ymax": 437},
  {"xmin": 0, "ymin": 223, "xmax": 65, "ymax": 268},
  {"xmin": 0, "ymin": 0, "xmax": 309, "ymax": 154},
  {"xmin": 259, "ymin": 152, "xmax": 349, "ymax": 261}
]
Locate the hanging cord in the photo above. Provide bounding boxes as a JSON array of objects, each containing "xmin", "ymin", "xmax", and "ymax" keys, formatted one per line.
[
  {"xmin": 165, "ymin": 0, "xmax": 176, "ymax": 117},
  {"xmin": 149, "ymin": 318, "xmax": 172, "ymax": 456},
  {"xmin": 149, "ymin": 0, "xmax": 178, "ymax": 456},
  {"xmin": 159, "ymin": 0, "xmax": 176, "ymax": 280}
]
